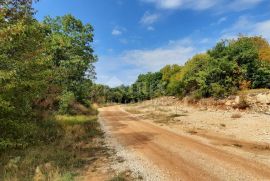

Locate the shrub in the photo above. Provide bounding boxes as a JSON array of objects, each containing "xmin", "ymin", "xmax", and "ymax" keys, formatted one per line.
[
  {"xmin": 210, "ymin": 83, "xmax": 226, "ymax": 98},
  {"xmin": 0, "ymin": 119, "xmax": 40, "ymax": 151},
  {"xmin": 0, "ymin": 119, "xmax": 63, "ymax": 152},
  {"xmin": 59, "ymin": 91, "xmax": 76, "ymax": 115}
]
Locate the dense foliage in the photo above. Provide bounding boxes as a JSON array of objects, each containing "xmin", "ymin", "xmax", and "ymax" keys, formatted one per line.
[
  {"xmin": 106, "ymin": 36, "xmax": 270, "ymax": 103},
  {"xmin": 0, "ymin": 0, "xmax": 97, "ymax": 151}
]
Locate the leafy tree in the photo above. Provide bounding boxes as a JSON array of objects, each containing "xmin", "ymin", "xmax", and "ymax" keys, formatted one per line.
[
  {"xmin": 132, "ymin": 72, "xmax": 163, "ymax": 100},
  {"xmin": 0, "ymin": 1, "xmax": 98, "ymax": 150},
  {"xmin": 252, "ymin": 61, "xmax": 270, "ymax": 88},
  {"xmin": 160, "ymin": 64, "xmax": 182, "ymax": 95},
  {"xmin": 0, "ymin": 0, "xmax": 50, "ymax": 119},
  {"xmin": 179, "ymin": 54, "xmax": 210, "ymax": 96},
  {"xmin": 43, "ymin": 15, "xmax": 97, "ymax": 106},
  {"xmin": 0, "ymin": 0, "xmax": 54, "ymax": 150}
]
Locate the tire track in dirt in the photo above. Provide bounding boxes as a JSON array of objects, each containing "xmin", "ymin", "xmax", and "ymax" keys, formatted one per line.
[{"xmin": 99, "ymin": 106, "xmax": 270, "ymax": 181}]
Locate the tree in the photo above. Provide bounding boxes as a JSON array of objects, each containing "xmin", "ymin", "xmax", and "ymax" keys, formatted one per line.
[
  {"xmin": 100, "ymin": 36, "xmax": 270, "ymax": 103},
  {"xmin": 0, "ymin": 1, "xmax": 98, "ymax": 150},
  {"xmin": 0, "ymin": 0, "xmax": 50, "ymax": 119},
  {"xmin": 0, "ymin": 0, "xmax": 54, "ymax": 150},
  {"xmin": 43, "ymin": 14, "xmax": 97, "ymax": 106}
]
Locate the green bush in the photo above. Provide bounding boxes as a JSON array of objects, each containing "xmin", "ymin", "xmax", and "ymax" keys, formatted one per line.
[
  {"xmin": 210, "ymin": 83, "xmax": 226, "ymax": 98},
  {"xmin": 0, "ymin": 120, "xmax": 38, "ymax": 150},
  {"xmin": 59, "ymin": 91, "xmax": 76, "ymax": 115},
  {"xmin": 0, "ymin": 119, "xmax": 63, "ymax": 151}
]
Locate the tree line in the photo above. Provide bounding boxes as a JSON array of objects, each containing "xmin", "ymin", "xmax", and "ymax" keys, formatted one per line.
[
  {"xmin": 98, "ymin": 36, "xmax": 270, "ymax": 104},
  {"xmin": 0, "ymin": 0, "xmax": 97, "ymax": 151}
]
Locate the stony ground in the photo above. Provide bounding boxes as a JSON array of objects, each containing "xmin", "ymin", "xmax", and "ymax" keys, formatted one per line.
[{"xmin": 96, "ymin": 96, "xmax": 270, "ymax": 181}]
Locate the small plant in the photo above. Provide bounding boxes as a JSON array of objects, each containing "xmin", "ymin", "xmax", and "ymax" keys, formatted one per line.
[
  {"xmin": 170, "ymin": 113, "xmax": 187, "ymax": 118},
  {"xmin": 220, "ymin": 123, "xmax": 226, "ymax": 127},
  {"xmin": 231, "ymin": 113, "xmax": 242, "ymax": 119},
  {"xmin": 233, "ymin": 143, "xmax": 243, "ymax": 148},
  {"xmin": 138, "ymin": 175, "xmax": 143, "ymax": 180}
]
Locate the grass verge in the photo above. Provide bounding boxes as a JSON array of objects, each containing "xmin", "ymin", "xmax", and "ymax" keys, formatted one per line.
[{"xmin": 0, "ymin": 113, "xmax": 105, "ymax": 181}]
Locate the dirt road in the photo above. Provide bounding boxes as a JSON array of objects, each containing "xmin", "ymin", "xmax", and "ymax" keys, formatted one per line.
[{"xmin": 99, "ymin": 106, "xmax": 270, "ymax": 181}]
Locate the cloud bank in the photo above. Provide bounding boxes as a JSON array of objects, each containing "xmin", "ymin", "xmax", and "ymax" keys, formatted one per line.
[{"xmin": 141, "ymin": 0, "xmax": 265, "ymax": 11}]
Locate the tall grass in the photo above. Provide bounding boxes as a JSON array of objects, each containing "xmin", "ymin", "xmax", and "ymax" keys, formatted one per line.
[{"xmin": 0, "ymin": 113, "xmax": 104, "ymax": 181}]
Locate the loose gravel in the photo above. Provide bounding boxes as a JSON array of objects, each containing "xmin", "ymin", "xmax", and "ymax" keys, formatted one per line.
[{"xmin": 99, "ymin": 116, "xmax": 166, "ymax": 181}]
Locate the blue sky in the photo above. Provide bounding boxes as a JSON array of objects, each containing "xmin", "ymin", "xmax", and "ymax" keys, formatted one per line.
[{"xmin": 34, "ymin": 0, "xmax": 270, "ymax": 87}]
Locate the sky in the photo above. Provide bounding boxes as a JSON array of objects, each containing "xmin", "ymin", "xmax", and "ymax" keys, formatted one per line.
[{"xmin": 34, "ymin": 0, "xmax": 270, "ymax": 87}]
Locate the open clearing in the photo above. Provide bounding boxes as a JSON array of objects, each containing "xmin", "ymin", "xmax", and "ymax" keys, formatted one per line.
[{"xmin": 99, "ymin": 102, "xmax": 270, "ymax": 181}]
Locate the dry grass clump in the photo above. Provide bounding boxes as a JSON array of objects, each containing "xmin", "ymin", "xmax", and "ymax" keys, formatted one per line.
[
  {"xmin": 170, "ymin": 113, "xmax": 187, "ymax": 118},
  {"xmin": 232, "ymin": 143, "xmax": 243, "ymax": 148},
  {"xmin": 187, "ymin": 129, "xmax": 198, "ymax": 135},
  {"xmin": 231, "ymin": 113, "xmax": 242, "ymax": 119},
  {"xmin": 125, "ymin": 108, "xmax": 142, "ymax": 114},
  {"xmin": 144, "ymin": 112, "xmax": 176, "ymax": 124},
  {"xmin": 56, "ymin": 115, "xmax": 96, "ymax": 124}
]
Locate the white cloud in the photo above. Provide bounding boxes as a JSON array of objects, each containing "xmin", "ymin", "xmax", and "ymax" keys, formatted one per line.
[
  {"xmin": 141, "ymin": 0, "xmax": 264, "ymax": 11},
  {"xmin": 221, "ymin": 16, "xmax": 270, "ymax": 40},
  {"xmin": 112, "ymin": 29, "xmax": 122, "ymax": 36},
  {"xmin": 227, "ymin": 0, "xmax": 264, "ymax": 11},
  {"xmin": 112, "ymin": 26, "xmax": 126, "ymax": 36},
  {"xmin": 96, "ymin": 37, "xmax": 206, "ymax": 86},
  {"xmin": 254, "ymin": 20, "xmax": 270, "ymax": 40},
  {"xmin": 140, "ymin": 11, "xmax": 160, "ymax": 25},
  {"xmin": 189, "ymin": 0, "xmax": 219, "ymax": 10},
  {"xmin": 145, "ymin": 0, "xmax": 183, "ymax": 9},
  {"xmin": 122, "ymin": 46, "xmax": 194, "ymax": 71},
  {"xmin": 115, "ymin": 38, "xmax": 195, "ymax": 70},
  {"xmin": 142, "ymin": 0, "xmax": 218, "ymax": 10}
]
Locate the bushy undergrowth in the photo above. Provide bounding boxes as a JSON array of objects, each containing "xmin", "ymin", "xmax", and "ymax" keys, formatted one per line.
[
  {"xmin": 0, "ymin": 119, "xmax": 63, "ymax": 151},
  {"xmin": 0, "ymin": 113, "xmax": 103, "ymax": 181}
]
